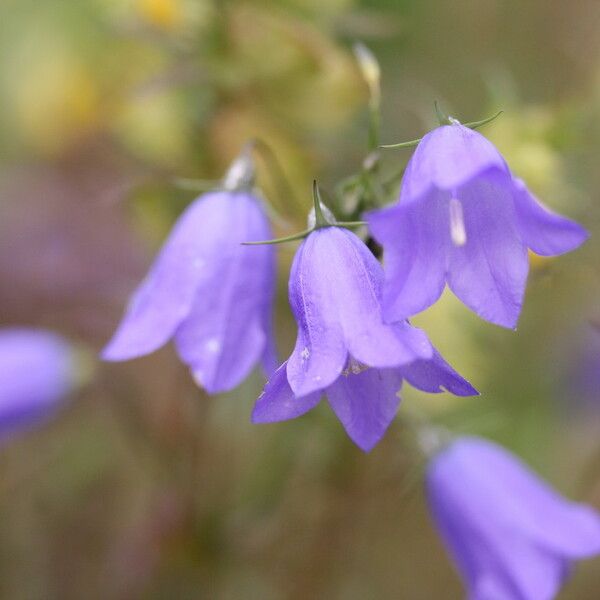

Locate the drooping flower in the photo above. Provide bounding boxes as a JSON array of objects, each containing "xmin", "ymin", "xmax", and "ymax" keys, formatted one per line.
[
  {"xmin": 367, "ymin": 123, "xmax": 588, "ymax": 328},
  {"xmin": 0, "ymin": 327, "xmax": 76, "ymax": 440},
  {"xmin": 252, "ymin": 226, "xmax": 477, "ymax": 451},
  {"xmin": 102, "ymin": 156, "xmax": 277, "ymax": 394},
  {"xmin": 426, "ymin": 436, "xmax": 600, "ymax": 599}
]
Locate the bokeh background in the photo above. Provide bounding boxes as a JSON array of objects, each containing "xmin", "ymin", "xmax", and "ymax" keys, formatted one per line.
[{"xmin": 1, "ymin": 0, "xmax": 600, "ymax": 598}]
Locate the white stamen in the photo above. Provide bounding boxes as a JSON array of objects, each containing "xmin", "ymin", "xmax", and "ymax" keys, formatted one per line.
[{"xmin": 449, "ymin": 197, "xmax": 467, "ymax": 247}]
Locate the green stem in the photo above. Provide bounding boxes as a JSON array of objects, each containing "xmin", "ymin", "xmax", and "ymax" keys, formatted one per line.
[
  {"xmin": 312, "ymin": 180, "xmax": 329, "ymax": 228},
  {"xmin": 380, "ymin": 109, "xmax": 504, "ymax": 149},
  {"xmin": 338, "ymin": 221, "xmax": 367, "ymax": 228},
  {"xmin": 241, "ymin": 228, "xmax": 314, "ymax": 246},
  {"xmin": 462, "ymin": 110, "xmax": 504, "ymax": 130}
]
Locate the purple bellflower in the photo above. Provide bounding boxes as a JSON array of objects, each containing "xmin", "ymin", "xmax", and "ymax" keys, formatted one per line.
[
  {"xmin": 102, "ymin": 155, "xmax": 277, "ymax": 394},
  {"xmin": 367, "ymin": 123, "xmax": 588, "ymax": 328},
  {"xmin": 252, "ymin": 226, "xmax": 477, "ymax": 451},
  {"xmin": 0, "ymin": 327, "xmax": 75, "ymax": 440},
  {"xmin": 427, "ymin": 436, "xmax": 600, "ymax": 599}
]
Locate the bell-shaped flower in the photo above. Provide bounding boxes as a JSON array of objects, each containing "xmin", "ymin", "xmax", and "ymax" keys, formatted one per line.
[
  {"xmin": 102, "ymin": 170, "xmax": 277, "ymax": 394},
  {"xmin": 0, "ymin": 327, "xmax": 76, "ymax": 440},
  {"xmin": 367, "ymin": 123, "xmax": 588, "ymax": 328},
  {"xmin": 426, "ymin": 436, "xmax": 600, "ymax": 599},
  {"xmin": 252, "ymin": 226, "xmax": 477, "ymax": 451}
]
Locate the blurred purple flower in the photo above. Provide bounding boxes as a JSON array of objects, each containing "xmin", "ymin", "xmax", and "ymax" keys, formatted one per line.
[
  {"xmin": 367, "ymin": 124, "xmax": 588, "ymax": 328},
  {"xmin": 0, "ymin": 328, "xmax": 75, "ymax": 440},
  {"xmin": 102, "ymin": 190, "xmax": 276, "ymax": 394},
  {"xmin": 252, "ymin": 227, "xmax": 477, "ymax": 451},
  {"xmin": 427, "ymin": 436, "xmax": 600, "ymax": 599}
]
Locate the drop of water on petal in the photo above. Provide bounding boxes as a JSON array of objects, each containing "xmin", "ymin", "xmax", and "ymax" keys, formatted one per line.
[
  {"xmin": 301, "ymin": 347, "xmax": 310, "ymax": 360},
  {"xmin": 205, "ymin": 338, "xmax": 222, "ymax": 354},
  {"xmin": 449, "ymin": 197, "xmax": 467, "ymax": 247}
]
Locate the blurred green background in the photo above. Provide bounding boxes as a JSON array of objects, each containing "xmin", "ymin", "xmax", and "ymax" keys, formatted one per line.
[{"xmin": 1, "ymin": 0, "xmax": 600, "ymax": 598}]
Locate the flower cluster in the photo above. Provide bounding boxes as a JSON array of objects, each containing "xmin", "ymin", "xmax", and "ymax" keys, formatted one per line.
[{"xmin": 99, "ymin": 61, "xmax": 596, "ymax": 597}]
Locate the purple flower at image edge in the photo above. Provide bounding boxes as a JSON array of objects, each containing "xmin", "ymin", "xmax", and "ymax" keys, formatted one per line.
[
  {"xmin": 102, "ymin": 190, "xmax": 277, "ymax": 394},
  {"xmin": 367, "ymin": 124, "xmax": 589, "ymax": 328},
  {"xmin": 0, "ymin": 328, "xmax": 75, "ymax": 441},
  {"xmin": 427, "ymin": 437, "xmax": 600, "ymax": 600},
  {"xmin": 252, "ymin": 227, "xmax": 477, "ymax": 451}
]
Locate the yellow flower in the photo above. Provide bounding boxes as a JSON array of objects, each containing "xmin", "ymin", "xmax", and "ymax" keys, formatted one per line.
[{"xmin": 135, "ymin": 0, "xmax": 183, "ymax": 30}]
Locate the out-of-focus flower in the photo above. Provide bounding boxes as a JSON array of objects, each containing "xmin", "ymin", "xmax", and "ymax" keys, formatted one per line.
[
  {"xmin": 3, "ymin": 36, "xmax": 100, "ymax": 156},
  {"xmin": 252, "ymin": 226, "xmax": 476, "ymax": 451},
  {"xmin": 135, "ymin": 0, "xmax": 183, "ymax": 30},
  {"xmin": 102, "ymin": 158, "xmax": 277, "ymax": 394},
  {"xmin": 0, "ymin": 328, "xmax": 76, "ymax": 440},
  {"xmin": 113, "ymin": 89, "xmax": 193, "ymax": 168},
  {"xmin": 367, "ymin": 124, "xmax": 588, "ymax": 329},
  {"xmin": 426, "ymin": 436, "xmax": 600, "ymax": 599}
]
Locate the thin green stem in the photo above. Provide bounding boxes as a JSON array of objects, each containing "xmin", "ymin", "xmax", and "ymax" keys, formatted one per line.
[
  {"xmin": 250, "ymin": 138, "xmax": 303, "ymax": 212},
  {"xmin": 462, "ymin": 110, "xmax": 504, "ymax": 130},
  {"xmin": 380, "ymin": 138, "xmax": 421, "ymax": 149},
  {"xmin": 380, "ymin": 109, "xmax": 504, "ymax": 149},
  {"xmin": 338, "ymin": 221, "xmax": 367, "ymax": 228},
  {"xmin": 241, "ymin": 228, "xmax": 314, "ymax": 246},
  {"xmin": 312, "ymin": 180, "xmax": 329, "ymax": 228},
  {"xmin": 434, "ymin": 100, "xmax": 450, "ymax": 125}
]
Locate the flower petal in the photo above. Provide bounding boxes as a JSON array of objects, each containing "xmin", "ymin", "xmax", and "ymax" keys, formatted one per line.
[
  {"xmin": 447, "ymin": 172, "xmax": 529, "ymax": 328},
  {"xmin": 286, "ymin": 231, "xmax": 348, "ymax": 397},
  {"xmin": 513, "ymin": 178, "xmax": 589, "ymax": 256},
  {"xmin": 400, "ymin": 125, "xmax": 509, "ymax": 202},
  {"xmin": 0, "ymin": 328, "xmax": 74, "ymax": 438},
  {"xmin": 401, "ymin": 349, "xmax": 478, "ymax": 396},
  {"xmin": 316, "ymin": 228, "xmax": 434, "ymax": 368},
  {"xmin": 174, "ymin": 193, "xmax": 276, "ymax": 394},
  {"xmin": 456, "ymin": 438, "xmax": 600, "ymax": 559},
  {"xmin": 326, "ymin": 367, "xmax": 404, "ymax": 451},
  {"xmin": 427, "ymin": 439, "xmax": 570, "ymax": 600},
  {"xmin": 102, "ymin": 192, "xmax": 234, "ymax": 361},
  {"xmin": 252, "ymin": 362, "xmax": 321, "ymax": 423},
  {"xmin": 366, "ymin": 192, "xmax": 448, "ymax": 322}
]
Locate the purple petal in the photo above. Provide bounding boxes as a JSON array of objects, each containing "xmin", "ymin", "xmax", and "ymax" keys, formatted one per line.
[
  {"xmin": 0, "ymin": 328, "xmax": 74, "ymax": 438},
  {"xmin": 427, "ymin": 439, "xmax": 573, "ymax": 600},
  {"xmin": 428, "ymin": 484, "xmax": 558, "ymax": 600},
  {"xmin": 102, "ymin": 191, "xmax": 236, "ymax": 361},
  {"xmin": 286, "ymin": 231, "xmax": 349, "ymax": 397},
  {"xmin": 326, "ymin": 367, "xmax": 404, "ymax": 452},
  {"xmin": 447, "ymin": 172, "xmax": 529, "ymax": 328},
  {"xmin": 173, "ymin": 193, "xmax": 276, "ymax": 394},
  {"xmin": 400, "ymin": 124, "xmax": 509, "ymax": 202},
  {"xmin": 287, "ymin": 228, "xmax": 434, "ymax": 396},
  {"xmin": 455, "ymin": 438, "xmax": 600, "ymax": 559},
  {"xmin": 252, "ymin": 362, "xmax": 321, "ymax": 423},
  {"xmin": 513, "ymin": 178, "xmax": 589, "ymax": 256},
  {"xmin": 333, "ymin": 228, "xmax": 434, "ymax": 366},
  {"xmin": 366, "ymin": 193, "xmax": 448, "ymax": 322},
  {"xmin": 401, "ymin": 349, "xmax": 478, "ymax": 396}
]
